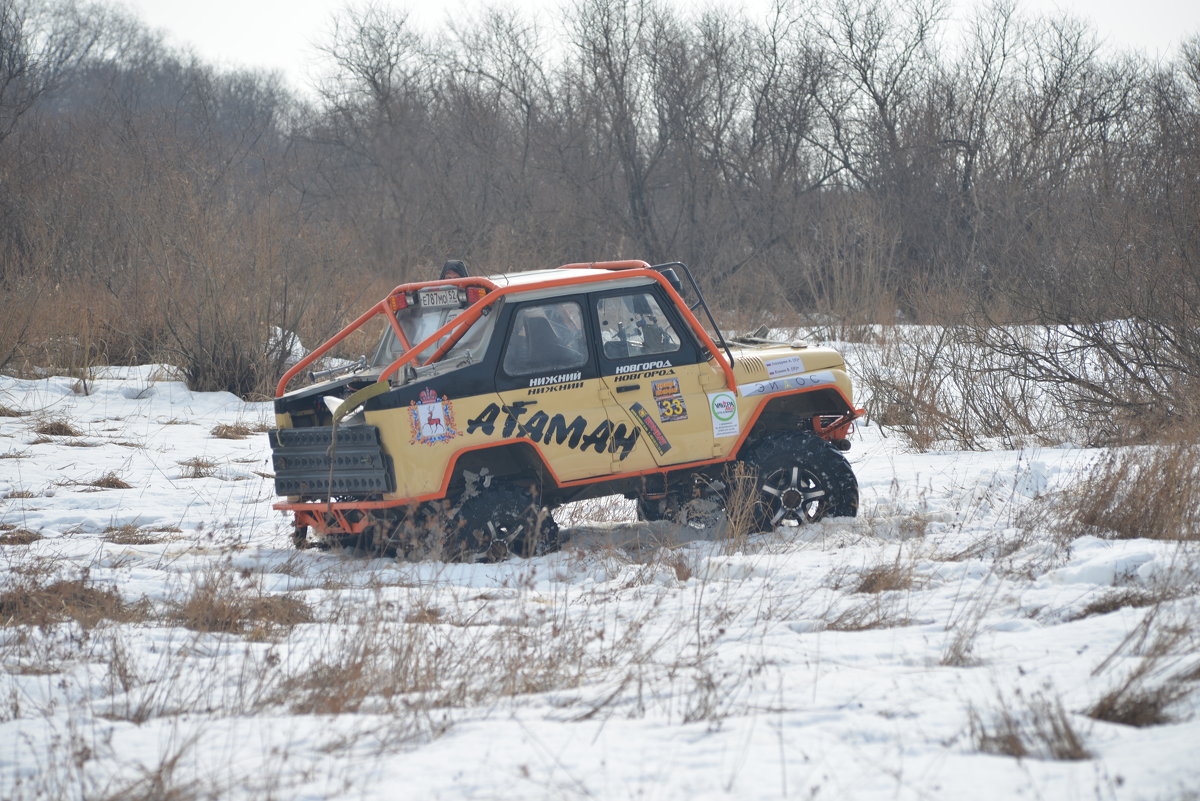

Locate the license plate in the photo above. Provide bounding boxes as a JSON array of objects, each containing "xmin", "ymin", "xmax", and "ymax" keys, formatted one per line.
[{"xmin": 419, "ymin": 288, "xmax": 459, "ymax": 308}]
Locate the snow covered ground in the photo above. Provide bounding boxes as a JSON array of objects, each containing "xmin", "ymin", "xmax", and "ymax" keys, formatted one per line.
[{"xmin": 1, "ymin": 366, "xmax": 1198, "ymax": 800}]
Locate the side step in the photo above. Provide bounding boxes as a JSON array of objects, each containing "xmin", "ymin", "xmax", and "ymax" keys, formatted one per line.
[{"xmin": 269, "ymin": 425, "xmax": 395, "ymax": 499}]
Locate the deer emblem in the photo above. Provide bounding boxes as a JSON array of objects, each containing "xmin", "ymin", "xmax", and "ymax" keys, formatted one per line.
[{"xmin": 424, "ymin": 407, "xmax": 444, "ymax": 434}]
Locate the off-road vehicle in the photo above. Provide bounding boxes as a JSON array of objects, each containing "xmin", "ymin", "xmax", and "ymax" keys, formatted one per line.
[{"xmin": 269, "ymin": 260, "xmax": 861, "ymax": 559}]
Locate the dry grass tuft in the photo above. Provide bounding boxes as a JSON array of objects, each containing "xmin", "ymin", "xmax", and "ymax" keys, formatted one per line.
[
  {"xmin": 172, "ymin": 571, "xmax": 312, "ymax": 635},
  {"xmin": 825, "ymin": 597, "xmax": 912, "ymax": 632},
  {"xmin": 210, "ymin": 423, "xmax": 253, "ymax": 440},
  {"xmin": 0, "ymin": 404, "xmax": 26, "ymax": 417},
  {"xmin": 5, "ymin": 489, "xmax": 36, "ymax": 499},
  {"xmin": 855, "ymin": 552, "xmax": 916, "ymax": 594},
  {"xmin": 1058, "ymin": 443, "xmax": 1200, "ymax": 541},
  {"xmin": 178, "ymin": 457, "xmax": 218, "ymax": 479},
  {"xmin": 404, "ymin": 606, "xmax": 443, "ymax": 624},
  {"xmin": 1069, "ymin": 588, "xmax": 1167, "ymax": 621},
  {"xmin": 0, "ymin": 573, "xmax": 146, "ymax": 628},
  {"xmin": 0, "ymin": 528, "xmax": 43, "ymax": 545},
  {"xmin": 969, "ymin": 690, "xmax": 1091, "ymax": 761},
  {"xmin": 1086, "ymin": 615, "xmax": 1197, "ymax": 728},
  {"xmin": 90, "ymin": 471, "xmax": 133, "ymax": 490},
  {"xmin": 34, "ymin": 418, "xmax": 82, "ymax": 437},
  {"xmin": 103, "ymin": 524, "xmax": 171, "ymax": 545}
]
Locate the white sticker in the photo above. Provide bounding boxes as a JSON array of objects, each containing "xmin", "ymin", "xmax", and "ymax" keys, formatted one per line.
[
  {"xmin": 707, "ymin": 391, "xmax": 741, "ymax": 438},
  {"xmin": 765, "ymin": 355, "xmax": 806, "ymax": 378},
  {"xmin": 738, "ymin": 370, "xmax": 837, "ymax": 398}
]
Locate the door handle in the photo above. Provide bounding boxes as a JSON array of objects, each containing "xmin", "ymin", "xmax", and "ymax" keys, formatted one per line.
[{"xmin": 616, "ymin": 384, "xmax": 640, "ymax": 393}]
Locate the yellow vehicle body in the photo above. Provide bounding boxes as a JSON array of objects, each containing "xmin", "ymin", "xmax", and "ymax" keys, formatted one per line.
[{"xmin": 269, "ymin": 260, "xmax": 860, "ymax": 558}]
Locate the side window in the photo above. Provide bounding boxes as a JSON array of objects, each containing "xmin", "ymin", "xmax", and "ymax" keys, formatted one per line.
[
  {"xmin": 595, "ymin": 292, "xmax": 681, "ymax": 360},
  {"xmin": 502, "ymin": 301, "xmax": 587, "ymax": 376}
]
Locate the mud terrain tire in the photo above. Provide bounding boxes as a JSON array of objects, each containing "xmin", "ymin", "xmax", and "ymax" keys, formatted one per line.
[
  {"xmin": 455, "ymin": 483, "xmax": 560, "ymax": 561},
  {"xmin": 742, "ymin": 431, "xmax": 857, "ymax": 532}
]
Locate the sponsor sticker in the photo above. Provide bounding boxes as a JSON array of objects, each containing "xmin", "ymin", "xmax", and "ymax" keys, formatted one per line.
[
  {"xmin": 652, "ymin": 378, "xmax": 681, "ymax": 399},
  {"xmin": 630, "ymin": 402, "xmax": 672, "ymax": 454},
  {"xmin": 738, "ymin": 370, "xmax": 837, "ymax": 398},
  {"xmin": 765, "ymin": 355, "xmax": 806, "ymax": 378},
  {"xmin": 409, "ymin": 387, "xmax": 460, "ymax": 445},
  {"xmin": 656, "ymin": 395, "xmax": 688, "ymax": 422},
  {"xmin": 707, "ymin": 391, "xmax": 740, "ymax": 438}
]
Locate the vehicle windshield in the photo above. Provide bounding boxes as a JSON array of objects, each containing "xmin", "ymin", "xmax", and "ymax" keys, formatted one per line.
[{"xmin": 370, "ymin": 293, "xmax": 497, "ymax": 373}]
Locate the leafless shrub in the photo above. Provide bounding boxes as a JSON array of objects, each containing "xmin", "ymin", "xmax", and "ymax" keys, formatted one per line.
[
  {"xmin": 856, "ymin": 326, "xmax": 1063, "ymax": 451},
  {"xmin": 34, "ymin": 418, "xmax": 81, "ymax": 437},
  {"xmin": 171, "ymin": 570, "xmax": 312, "ymax": 636},
  {"xmin": 0, "ymin": 572, "xmax": 146, "ymax": 628},
  {"xmin": 968, "ymin": 689, "xmax": 1091, "ymax": 761}
]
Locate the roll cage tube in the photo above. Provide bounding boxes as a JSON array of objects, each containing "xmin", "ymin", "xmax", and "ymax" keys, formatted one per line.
[
  {"xmin": 380, "ymin": 268, "xmax": 737, "ymax": 390},
  {"xmin": 277, "ymin": 263, "xmax": 738, "ymax": 399},
  {"xmin": 274, "ymin": 275, "xmax": 499, "ymax": 397},
  {"xmin": 651, "ymin": 261, "xmax": 735, "ymax": 368}
]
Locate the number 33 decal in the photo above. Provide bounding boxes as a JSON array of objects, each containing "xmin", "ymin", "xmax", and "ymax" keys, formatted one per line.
[{"xmin": 656, "ymin": 396, "xmax": 688, "ymax": 422}]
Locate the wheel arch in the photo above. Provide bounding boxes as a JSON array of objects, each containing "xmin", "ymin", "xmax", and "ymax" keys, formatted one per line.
[
  {"xmin": 739, "ymin": 387, "xmax": 856, "ymax": 456},
  {"xmin": 447, "ymin": 442, "xmax": 553, "ymax": 493}
]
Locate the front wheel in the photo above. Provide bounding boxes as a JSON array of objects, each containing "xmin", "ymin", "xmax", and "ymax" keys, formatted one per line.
[{"xmin": 741, "ymin": 432, "xmax": 858, "ymax": 532}]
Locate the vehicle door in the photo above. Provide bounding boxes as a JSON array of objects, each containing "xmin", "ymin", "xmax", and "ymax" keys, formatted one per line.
[
  {"xmin": 490, "ymin": 296, "xmax": 655, "ymax": 482},
  {"xmin": 592, "ymin": 285, "xmax": 721, "ymax": 468}
]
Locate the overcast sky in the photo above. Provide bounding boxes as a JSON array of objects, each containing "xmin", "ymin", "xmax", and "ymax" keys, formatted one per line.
[{"xmin": 120, "ymin": 0, "xmax": 1199, "ymax": 97}]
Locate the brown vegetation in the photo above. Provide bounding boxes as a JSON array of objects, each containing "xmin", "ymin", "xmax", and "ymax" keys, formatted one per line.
[
  {"xmin": 0, "ymin": 573, "xmax": 145, "ymax": 628},
  {"xmin": 171, "ymin": 570, "xmax": 312, "ymax": 635},
  {"xmin": 1058, "ymin": 443, "xmax": 1200, "ymax": 541},
  {"xmin": 34, "ymin": 419, "xmax": 81, "ymax": 437},
  {"xmin": 0, "ymin": 0, "xmax": 1194, "ymax": 413}
]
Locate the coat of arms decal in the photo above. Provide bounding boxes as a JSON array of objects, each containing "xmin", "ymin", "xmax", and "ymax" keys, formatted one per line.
[{"xmin": 409, "ymin": 387, "xmax": 459, "ymax": 445}]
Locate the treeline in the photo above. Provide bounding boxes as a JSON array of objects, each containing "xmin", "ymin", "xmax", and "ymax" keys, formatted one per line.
[{"xmin": 0, "ymin": 0, "xmax": 1197, "ymax": 398}]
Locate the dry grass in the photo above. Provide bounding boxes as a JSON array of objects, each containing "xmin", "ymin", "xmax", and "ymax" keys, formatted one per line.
[
  {"xmin": 1058, "ymin": 443, "xmax": 1200, "ymax": 541},
  {"xmin": 1069, "ymin": 588, "xmax": 1168, "ymax": 621},
  {"xmin": 825, "ymin": 597, "xmax": 912, "ymax": 632},
  {"xmin": 0, "ymin": 573, "xmax": 146, "ymax": 628},
  {"xmin": 0, "ymin": 404, "xmax": 26, "ymax": 417},
  {"xmin": 210, "ymin": 423, "xmax": 253, "ymax": 440},
  {"xmin": 103, "ymin": 525, "xmax": 178, "ymax": 545},
  {"xmin": 89, "ymin": 471, "xmax": 133, "ymax": 490},
  {"xmin": 5, "ymin": 489, "xmax": 36, "ymax": 499},
  {"xmin": 171, "ymin": 570, "xmax": 312, "ymax": 636},
  {"xmin": 1085, "ymin": 611, "xmax": 1198, "ymax": 728},
  {"xmin": 34, "ymin": 418, "xmax": 82, "ymax": 437},
  {"xmin": 969, "ymin": 690, "xmax": 1091, "ymax": 761},
  {"xmin": 178, "ymin": 458, "xmax": 217, "ymax": 479},
  {"xmin": 854, "ymin": 552, "xmax": 917, "ymax": 594},
  {"xmin": 0, "ymin": 528, "xmax": 43, "ymax": 545}
]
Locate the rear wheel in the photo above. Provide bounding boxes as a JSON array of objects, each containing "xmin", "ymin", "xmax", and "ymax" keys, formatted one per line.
[
  {"xmin": 454, "ymin": 482, "xmax": 560, "ymax": 562},
  {"xmin": 742, "ymin": 432, "xmax": 857, "ymax": 532}
]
